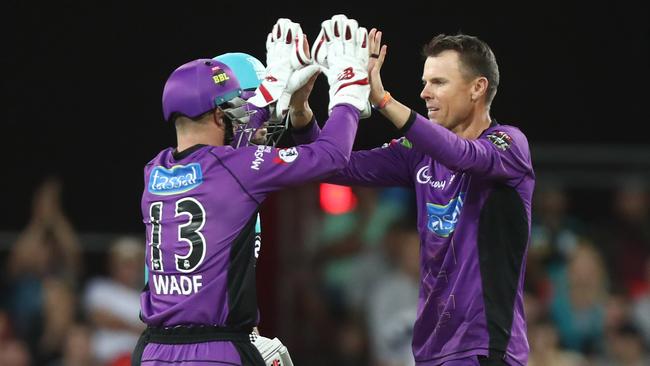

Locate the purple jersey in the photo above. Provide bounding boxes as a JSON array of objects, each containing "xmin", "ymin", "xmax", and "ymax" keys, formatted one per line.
[
  {"xmin": 140, "ymin": 105, "xmax": 359, "ymax": 332},
  {"xmin": 294, "ymin": 111, "xmax": 535, "ymax": 366}
]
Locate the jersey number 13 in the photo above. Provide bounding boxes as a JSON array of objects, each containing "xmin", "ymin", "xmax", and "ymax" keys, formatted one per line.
[{"xmin": 148, "ymin": 198, "xmax": 206, "ymax": 273}]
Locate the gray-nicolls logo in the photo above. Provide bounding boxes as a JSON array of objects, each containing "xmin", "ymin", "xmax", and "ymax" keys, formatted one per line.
[{"xmin": 254, "ymin": 235, "xmax": 261, "ymax": 259}]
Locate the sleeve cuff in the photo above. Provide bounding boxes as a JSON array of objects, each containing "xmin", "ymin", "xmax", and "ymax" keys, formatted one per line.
[
  {"xmin": 291, "ymin": 115, "xmax": 316, "ymax": 135},
  {"xmin": 399, "ymin": 110, "xmax": 418, "ymax": 134}
]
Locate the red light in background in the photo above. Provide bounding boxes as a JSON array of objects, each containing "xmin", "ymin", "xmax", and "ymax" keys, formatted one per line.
[{"xmin": 319, "ymin": 183, "xmax": 357, "ymax": 215}]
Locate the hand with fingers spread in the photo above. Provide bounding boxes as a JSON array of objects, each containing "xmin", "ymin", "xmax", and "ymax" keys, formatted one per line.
[
  {"xmin": 276, "ymin": 31, "xmax": 321, "ymax": 122},
  {"xmin": 312, "ymin": 14, "xmax": 370, "ymax": 115},
  {"xmin": 248, "ymin": 18, "xmax": 319, "ymax": 121},
  {"xmin": 363, "ymin": 26, "xmax": 410, "ymax": 126},
  {"xmin": 367, "ymin": 28, "xmax": 389, "ymax": 108}
]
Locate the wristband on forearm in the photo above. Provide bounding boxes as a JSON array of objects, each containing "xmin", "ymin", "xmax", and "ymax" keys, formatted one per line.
[{"xmin": 372, "ymin": 91, "xmax": 392, "ymax": 109}]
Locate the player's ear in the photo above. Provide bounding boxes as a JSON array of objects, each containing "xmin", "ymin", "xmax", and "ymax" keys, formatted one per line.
[
  {"xmin": 471, "ymin": 76, "xmax": 488, "ymax": 102},
  {"xmin": 212, "ymin": 108, "xmax": 226, "ymax": 128}
]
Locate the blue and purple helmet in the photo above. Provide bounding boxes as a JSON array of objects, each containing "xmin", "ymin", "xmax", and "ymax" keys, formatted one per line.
[
  {"xmin": 213, "ymin": 52, "xmax": 265, "ymax": 93},
  {"xmin": 213, "ymin": 52, "xmax": 287, "ymax": 148},
  {"xmin": 162, "ymin": 59, "xmax": 242, "ymax": 122}
]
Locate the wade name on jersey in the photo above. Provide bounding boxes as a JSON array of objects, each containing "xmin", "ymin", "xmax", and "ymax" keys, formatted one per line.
[{"xmin": 152, "ymin": 274, "xmax": 203, "ymax": 295}]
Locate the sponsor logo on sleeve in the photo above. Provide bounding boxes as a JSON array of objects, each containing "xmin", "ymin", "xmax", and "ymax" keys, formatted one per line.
[
  {"xmin": 273, "ymin": 147, "xmax": 299, "ymax": 164},
  {"xmin": 382, "ymin": 137, "xmax": 413, "ymax": 149},
  {"xmin": 251, "ymin": 145, "xmax": 272, "ymax": 171},
  {"xmin": 487, "ymin": 131, "xmax": 512, "ymax": 151},
  {"xmin": 148, "ymin": 163, "xmax": 203, "ymax": 195},
  {"xmin": 426, "ymin": 193, "xmax": 465, "ymax": 237},
  {"xmin": 399, "ymin": 138, "xmax": 413, "ymax": 149}
]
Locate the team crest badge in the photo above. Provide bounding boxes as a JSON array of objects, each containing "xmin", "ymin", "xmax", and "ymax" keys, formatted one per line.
[
  {"xmin": 487, "ymin": 131, "xmax": 512, "ymax": 151},
  {"xmin": 273, "ymin": 147, "xmax": 299, "ymax": 164}
]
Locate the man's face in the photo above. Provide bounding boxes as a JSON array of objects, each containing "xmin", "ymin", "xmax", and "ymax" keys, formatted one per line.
[
  {"xmin": 250, "ymin": 124, "xmax": 268, "ymax": 145},
  {"xmin": 420, "ymin": 50, "xmax": 475, "ymax": 130}
]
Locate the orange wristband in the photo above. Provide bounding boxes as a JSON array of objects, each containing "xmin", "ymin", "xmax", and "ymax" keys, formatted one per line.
[{"xmin": 374, "ymin": 91, "xmax": 392, "ymax": 109}]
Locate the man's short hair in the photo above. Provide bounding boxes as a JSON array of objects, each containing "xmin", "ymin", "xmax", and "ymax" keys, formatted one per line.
[
  {"xmin": 422, "ymin": 34, "xmax": 500, "ymax": 104},
  {"xmin": 173, "ymin": 110, "xmax": 214, "ymax": 127},
  {"xmin": 174, "ymin": 108, "xmax": 235, "ymax": 145}
]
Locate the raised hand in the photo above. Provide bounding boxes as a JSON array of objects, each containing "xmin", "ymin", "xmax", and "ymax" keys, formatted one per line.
[
  {"xmin": 276, "ymin": 32, "xmax": 320, "ymax": 121},
  {"xmin": 313, "ymin": 14, "xmax": 370, "ymax": 115},
  {"xmin": 368, "ymin": 28, "xmax": 388, "ymax": 107},
  {"xmin": 248, "ymin": 18, "xmax": 313, "ymax": 121}
]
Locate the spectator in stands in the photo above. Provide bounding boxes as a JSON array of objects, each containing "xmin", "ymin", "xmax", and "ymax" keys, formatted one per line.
[
  {"xmin": 0, "ymin": 338, "xmax": 31, "ymax": 366},
  {"xmin": 83, "ymin": 236, "xmax": 145, "ymax": 364},
  {"xmin": 632, "ymin": 257, "xmax": 650, "ymax": 347},
  {"xmin": 367, "ymin": 228, "xmax": 419, "ymax": 366},
  {"xmin": 549, "ymin": 242, "xmax": 608, "ymax": 354},
  {"xmin": 528, "ymin": 317, "xmax": 586, "ymax": 366},
  {"xmin": 2, "ymin": 176, "xmax": 81, "ymax": 364},
  {"xmin": 528, "ymin": 180, "xmax": 584, "ymax": 299},
  {"xmin": 599, "ymin": 179, "xmax": 650, "ymax": 296},
  {"xmin": 48, "ymin": 323, "xmax": 96, "ymax": 366},
  {"xmin": 595, "ymin": 322, "xmax": 650, "ymax": 366}
]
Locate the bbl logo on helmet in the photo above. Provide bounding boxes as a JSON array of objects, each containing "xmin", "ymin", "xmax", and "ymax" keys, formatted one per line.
[
  {"xmin": 211, "ymin": 66, "xmax": 230, "ymax": 85},
  {"xmin": 487, "ymin": 131, "xmax": 512, "ymax": 151}
]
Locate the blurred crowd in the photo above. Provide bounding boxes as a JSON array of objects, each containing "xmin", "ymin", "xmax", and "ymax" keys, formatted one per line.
[
  {"xmin": 1, "ymin": 176, "xmax": 649, "ymax": 366},
  {"xmin": 0, "ymin": 178, "xmax": 144, "ymax": 366}
]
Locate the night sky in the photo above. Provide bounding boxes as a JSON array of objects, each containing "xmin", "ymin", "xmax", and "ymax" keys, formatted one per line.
[{"xmin": 3, "ymin": 1, "xmax": 648, "ymax": 232}]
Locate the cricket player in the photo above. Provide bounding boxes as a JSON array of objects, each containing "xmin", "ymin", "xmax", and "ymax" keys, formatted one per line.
[
  {"xmin": 291, "ymin": 15, "xmax": 535, "ymax": 366},
  {"xmin": 133, "ymin": 17, "xmax": 370, "ymax": 366}
]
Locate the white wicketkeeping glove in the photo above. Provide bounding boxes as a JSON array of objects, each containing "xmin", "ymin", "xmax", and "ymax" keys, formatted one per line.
[
  {"xmin": 274, "ymin": 28, "xmax": 320, "ymax": 121},
  {"xmin": 249, "ymin": 19, "xmax": 315, "ymax": 122},
  {"xmin": 275, "ymin": 64, "xmax": 320, "ymax": 120},
  {"xmin": 251, "ymin": 334, "xmax": 294, "ymax": 366},
  {"xmin": 313, "ymin": 14, "xmax": 371, "ymax": 117}
]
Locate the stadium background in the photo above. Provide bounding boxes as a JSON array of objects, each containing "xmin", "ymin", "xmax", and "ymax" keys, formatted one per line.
[{"xmin": 1, "ymin": 2, "xmax": 649, "ymax": 365}]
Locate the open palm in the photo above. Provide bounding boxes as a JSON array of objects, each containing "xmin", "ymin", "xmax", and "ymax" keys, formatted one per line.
[{"xmin": 368, "ymin": 28, "xmax": 388, "ymax": 106}]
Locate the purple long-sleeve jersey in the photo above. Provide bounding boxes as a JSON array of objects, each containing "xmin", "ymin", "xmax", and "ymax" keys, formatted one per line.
[
  {"xmin": 140, "ymin": 104, "xmax": 359, "ymax": 331},
  {"xmin": 294, "ymin": 111, "xmax": 535, "ymax": 366}
]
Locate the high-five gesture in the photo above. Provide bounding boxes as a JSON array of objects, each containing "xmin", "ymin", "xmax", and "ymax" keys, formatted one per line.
[
  {"xmin": 248, "ymin": 18, "xmax": 317, "ymax": 121},
  {"xmin": 312, "ymin": 14, "xmax": 370, "ymax": 115},
  {"xmin": 276, "ymin": 24, "xmax": 320, "ymax": 121},
  {"xmin": 368, "ymin": 28, "xmax": 389, "ymax": 107}
]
